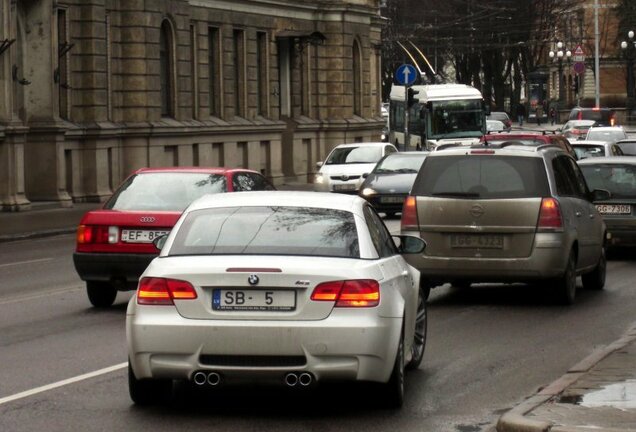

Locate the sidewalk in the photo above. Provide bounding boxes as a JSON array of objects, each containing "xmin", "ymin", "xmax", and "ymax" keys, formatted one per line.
[
  {"xmin": 2, "ymin": 183, "xmax": 636, "ymax": 432},
  {"xmin": 497, "ymin": 323, "xmax": 636, "ymax": 432}
]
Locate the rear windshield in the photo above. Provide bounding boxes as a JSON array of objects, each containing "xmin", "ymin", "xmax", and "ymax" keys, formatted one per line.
[
  {"xmin": 570, "ymin": 110, "xmax": 613, "ymax": 122},
  {"xmin": 105, "ymin": 172, "xmax": 227, "ymax": 211},
  {"xmin": 326, "ymin": 146, "xmax": 382, "ymax": 165},
  {"xmin": 574, "ymin": 145, "xmax": 605, "ymax": 159},
  {"xmin": 168, "ymin": 206, "xmax": 360, "ymax": 258},
  {"xmin": 616, "ymin": 142, "xmax": 636, "ymax": 156},
  {"xmin": 412, "ymin": 155, "xmax": 550, "ymax": 199},
  {"xmin": 581, "ymin": 164, "xmax": 636, "ymax": 198},
  {"xmin": 375, "ymin": 154, "xmax": 426, "ymax": 174},
  {"xmin": 586, "ymin": 129, "xmax": 626, "ymax": 142}
]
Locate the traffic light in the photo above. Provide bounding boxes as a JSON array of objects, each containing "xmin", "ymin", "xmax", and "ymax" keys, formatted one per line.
[
  {"xmin": 407, "ymin": 87, "xmax": 419, "ymax": 108},
  {"xmin": 573, "ymin": 75, "xmax": 579, "ymax": 93}
]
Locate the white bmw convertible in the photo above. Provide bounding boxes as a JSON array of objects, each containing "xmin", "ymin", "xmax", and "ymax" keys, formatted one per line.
[{"xmin": 126, "ymin": 191, "xmax": 427, "ymax": 407}]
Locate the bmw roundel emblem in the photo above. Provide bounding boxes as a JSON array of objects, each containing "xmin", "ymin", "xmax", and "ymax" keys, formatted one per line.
[{"xmin": 248, "ymin": 274, "xmax": 259, "ymax": 285}]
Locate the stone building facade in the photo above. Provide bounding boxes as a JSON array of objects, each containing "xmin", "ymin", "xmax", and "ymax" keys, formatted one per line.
[{"xmin": 0, "ymin": 0, "xmax": 384, "ymax": 211}]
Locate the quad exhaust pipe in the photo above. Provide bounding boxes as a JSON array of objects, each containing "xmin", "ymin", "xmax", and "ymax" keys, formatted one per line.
[
  {"xmin": 193, "ymin": 371, "xmax": 221, "ymax": 386},
  {"xmin": 284, "ymin": 372, "xmax": 314, "ymax": 387}
]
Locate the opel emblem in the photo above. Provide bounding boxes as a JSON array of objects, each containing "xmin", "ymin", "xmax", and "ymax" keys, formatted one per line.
[
  {"xmin": 140, "ymin": 216, "xmax": 156, "ymax": 223},
  {"xmin": 248, "ymin": 274, "xmax": 259, "ymax": 285},
  {"xmin": 469, "ymin": 204, "xmax": 485, "ymax": 218}
]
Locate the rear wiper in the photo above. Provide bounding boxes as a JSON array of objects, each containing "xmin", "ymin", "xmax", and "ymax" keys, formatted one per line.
[{"xmin": 432, "ymin": 192, "xmax": 480, "ymax": 198}]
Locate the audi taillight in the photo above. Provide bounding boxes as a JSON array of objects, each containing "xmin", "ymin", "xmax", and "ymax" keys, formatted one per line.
[
  {"xmin": 537, "ymin": 198, "xmax": 563, "ymax": 231},
  {"xmin": 76, "ymin": 225, "xmax": 118, "ymax": 244},
  {"xmin": 137, "ymin": 277, "xmax": 198, "ymax": 305},
  {"xmin": 401, "ymin": 196, "xmax": 419, "ymax": 231},
  {"xmin": 311, "ymin": 279, "xmax": 380, "ymax": 307}
]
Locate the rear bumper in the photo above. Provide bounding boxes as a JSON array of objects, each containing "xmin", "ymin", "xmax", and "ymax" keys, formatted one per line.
[
  {"xmin": 402, "ymin": 233, "xmax": 570, "ymax": 283},
  {"xmin": 126, "ymin": 304, "xmax": 401, "ymax": 384},
  {"xmin": 607, "ymin": 227, "xmax": 636, "ymax": 247},
  {"xmin": 73, "ymin": 252, "xmax": 156, "ymax": 288}
]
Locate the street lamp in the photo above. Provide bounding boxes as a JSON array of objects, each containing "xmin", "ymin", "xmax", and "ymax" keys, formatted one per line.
[
  {"xmin": 620, "ymin": 31, "xmax": 635, "ymax": 113},
  {"xmin": 549, "ymin": 41, "xmax": 572, "ymax": 109}
]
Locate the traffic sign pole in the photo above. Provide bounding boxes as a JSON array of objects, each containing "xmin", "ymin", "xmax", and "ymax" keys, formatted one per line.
[
  {"xmin": 404, "ymin": 86, "xmax": 409, "ymax": 151},
  {"xmin": 395, "ymin": 64, "xmax": 417, "ymax": 151}
]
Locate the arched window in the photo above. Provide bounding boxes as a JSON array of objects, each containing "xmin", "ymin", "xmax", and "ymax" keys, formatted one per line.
[
  {"xmin": 352, "ymin": 40, "xmax": 362, "ymax": 116},
  {"xmin": 160, "ymin": 20, "xmax": 174, "ymax": 117}
]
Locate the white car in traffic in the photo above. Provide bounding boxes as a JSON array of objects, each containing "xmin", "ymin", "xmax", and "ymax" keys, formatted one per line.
[
  {"xmin": 127, "ymin": 191, "xmax": 427, "ymax": 407},
  {"xmin": 314, "ymin": 142, "xmax": 398, "ymax": 193}
]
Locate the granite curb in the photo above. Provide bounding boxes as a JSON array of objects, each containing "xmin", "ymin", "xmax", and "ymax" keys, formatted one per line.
[{"xmin": 497, "ymin": 323, "xmax": 636, "ymax": 432}]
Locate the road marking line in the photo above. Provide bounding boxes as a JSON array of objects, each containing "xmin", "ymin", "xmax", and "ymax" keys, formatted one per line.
[
  {"xmin": 0, "ymin": 258, "xmax": 53, "ymax": 268},
  {"xmin": 0, "ymin": 285, "xmax": 84, "ymax": 305},
  {"xmin": 0, "ymin": 362, "xmax": 127, "ymax": 406}
]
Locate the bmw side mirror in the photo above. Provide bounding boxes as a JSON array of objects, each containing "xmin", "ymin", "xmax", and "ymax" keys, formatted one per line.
[
  {"xmin": 153, "ymin": 234, "xmax": 168, "ymax": 251},
  {"xmin": 392, "ymin": 235, "xmax": 426, "ymax": 254}
]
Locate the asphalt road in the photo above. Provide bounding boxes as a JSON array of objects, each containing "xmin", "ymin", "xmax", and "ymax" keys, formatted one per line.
[{"xmin": 1, "ymin": 231, "xmax": 636, "ymax": 432}]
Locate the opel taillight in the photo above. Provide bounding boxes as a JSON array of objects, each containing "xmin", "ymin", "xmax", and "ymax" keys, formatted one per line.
[
  {"xmin": 537, "ymin": 198, "xmax": 563, "ymax": 231},
  {"xmin": 311, "ymin": 279, "xmax": 380, "ymax": 307},
  {"xmin": 137, "ymin": 277, "xmax": 198, "ymax": 305},
  {"xmin": 401, "ymin": 196, "xmax": 419, "ymax": 231}
]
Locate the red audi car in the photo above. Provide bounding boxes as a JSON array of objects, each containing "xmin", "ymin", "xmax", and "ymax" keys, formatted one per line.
[{"xmin": 73, "ymin": 167, "xmax": 275, "ymax": 307}]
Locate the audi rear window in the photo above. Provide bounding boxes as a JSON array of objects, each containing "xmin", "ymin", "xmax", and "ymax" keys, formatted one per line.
[
  {"xmin": 412, "ymin": 155, "xmax": 550, "ymax": 199},
  {"xmin": 105, "ymin": 172, "xmax": 227, "ymax": 211},
  {"xmin": 168, "ymin": 206, "xmax": 360, "ymax": 258}
]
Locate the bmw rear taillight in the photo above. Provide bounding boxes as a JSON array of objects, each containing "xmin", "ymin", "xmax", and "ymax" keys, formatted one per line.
[
  {"xmin": 401, "ymin": 196, "xmax": 419, "ymax": 231},
  {"xmin": 137, "ymin": 277, "xmax": 198, "ymax": 305},
  {"xmin": 311, "ymin": 279, "xmax": 380, "ymax": 307},
  {"xmin": 537, "ymin": 198, "xmax": 563, "ymax": 231},
  {"xmin": 77, "ymin": 225, "xmax": 119, "ymax": 244}
]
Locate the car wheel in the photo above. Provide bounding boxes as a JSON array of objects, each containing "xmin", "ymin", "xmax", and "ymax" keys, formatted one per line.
[
  {"xmin": 86, "ymin": 281, "xmax": 117, "ymax": 308},
  {"xmin": 406, "ymin": 287, "xmax": 427, "ymax": 371},
  {"xmin": 384, "ymin": 328, "xmax": 405, "ymax": 408},
  {"xmin": 555, "ymin": 250, "xmax": 577, "ymax": 305},
  {"xmin": 128, "ymin": 361, "xmax": 172, "ymax": 405},
  {"xmin": 582, "ymin": 246, "xmax": 606, "ymax": 291}
]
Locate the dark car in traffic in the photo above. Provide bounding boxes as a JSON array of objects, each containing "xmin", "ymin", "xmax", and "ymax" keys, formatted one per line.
[
  {"xmin": 359, "ymin": 152, "xmax": 428, "ymax": 217},
  {"xmin": 568, "ymin": 107, "xmax": 617, "ymax": 127},
  {"xmin": 579, "ymin": 157, "xmax": 636, "ymax": 250},
  {"xmin": 73, "ymin": 167, "xmax": 275, "ymax": 308}
]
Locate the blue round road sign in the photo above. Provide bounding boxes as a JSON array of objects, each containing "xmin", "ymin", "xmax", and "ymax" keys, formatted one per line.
[{"xmin": 396, "ymin": 64, "xmax": 417, "ymax": 86}]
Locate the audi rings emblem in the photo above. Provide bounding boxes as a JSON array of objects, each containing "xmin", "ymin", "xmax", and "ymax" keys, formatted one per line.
[
  {"xmin": 248, "ymin": 274, "xmax": 260, "ymax": 285},
  {"xmin": 139, "ymin": 216, "xmax": 156, "ymax": 223},
  {"xmin": 469, "ymin": 204, "xmax": 485, "ymax": 218}
]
